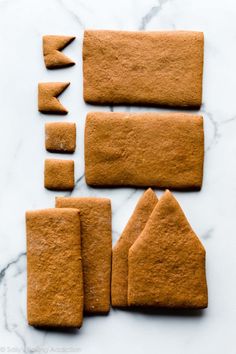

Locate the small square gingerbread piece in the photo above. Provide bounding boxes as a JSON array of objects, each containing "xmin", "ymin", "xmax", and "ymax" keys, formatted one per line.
[
  {"xmin": 45, "ymin": 122, "xmax": 76, "ymax": 153},
  {"xmin": 44, "ymin": 159, "xmax": 74, "ymax": 190}
]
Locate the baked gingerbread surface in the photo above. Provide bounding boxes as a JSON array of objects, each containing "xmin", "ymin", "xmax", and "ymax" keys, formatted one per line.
[
  {"xmin": 38, "ymin": 82, "xmax": 69, "ymax": 114},
  {"xmin": 43, "ymin": 35, "xmax": 75, "ymax": 69},
  {"xmin": 85, "ymin": 112, "xmax": 204, "ymax": 190},
  {"xmin": 112, "ymin": 189, "xmax": 158, "ymax": 307},
  {"xmin": 128, "ymin": 190, "xmax": 208, "ymax": 309},
  {"xmin": 26, "ymin": 208, "xmax": 83, "ymax": 327},
  {"xmin": 83, "ymin": 30, "xmax": 204, "ymax": 107},
  {"xmin": 44, "ymin": 159, "xmax": 74, "ymax": 191},
  {"xmin": 56, "ymin": 197, "xmax": 112, "ymax": 314},
  {"xmin": 45, "ymin": 122, "xmax": 76, "ymax": 153}
]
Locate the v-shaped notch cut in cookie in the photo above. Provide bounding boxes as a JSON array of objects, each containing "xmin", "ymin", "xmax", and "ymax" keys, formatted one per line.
[
  {"xmin": 128, "ymin": 190, "xmax": 208, "ymax": 309},
  {"xmin": 112, "ymin": 188, "xmax": 158, "ymax": 308},
  {"xmin": 43, "ymin": 35, "xmax": 75, "ymax": 69},
  {"xmin": 38, "ymin": 82, "xmax": 70, "ymax": 115}
]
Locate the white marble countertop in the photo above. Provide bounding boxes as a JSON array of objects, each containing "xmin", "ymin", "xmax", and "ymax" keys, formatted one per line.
[{"xmin": 0, "ymin": 0, "xmax": 235, "ymax": 353}]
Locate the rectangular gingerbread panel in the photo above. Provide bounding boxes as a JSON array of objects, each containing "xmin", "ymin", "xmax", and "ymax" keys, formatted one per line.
[
  {"xmin": 83, "ymin": 30, "xmax": 204, "ymax": 108},
  {"xmin": 26, "ymin": 208, "xmax": 83, "ymax": 328},
  {"xmin": 85, "ymin": 112, "xmax": 204, "ymax": 190},
  {"xmin": 56, "ymin": 197, "xmax": 112, "ymax": 314}
]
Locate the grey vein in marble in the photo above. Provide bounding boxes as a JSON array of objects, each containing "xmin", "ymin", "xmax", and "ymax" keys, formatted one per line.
[
  {"xmin": 202, "ymin": 107, "xmax": 221, "ymax": 153},
  {"xmin": 63, "ymin": 173, "xmax": 85, "ymax": 197},
  {"xmin": 56, "ymin": 0, "xmax": 85, "ymax": 28},
  {"xmin": 202, "ymin": 228, "xmax": 214, "ymax": 240},
  {"xmin": 0, "ymin": 252, "xmax": 26, "ymax": 284},
  {"xmin": 202, "ymin": 103, "xmax": 236, "ymax": 152},
  {"xmin": 1, "ymin": 254, "xmax": 27, "ymax": 354},
  {"xmin": 139, "ymin": 0, "xmax": 171, "ymax": 30}
]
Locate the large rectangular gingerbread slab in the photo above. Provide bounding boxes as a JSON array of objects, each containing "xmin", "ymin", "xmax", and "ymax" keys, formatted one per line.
[
  {"xmin": 85, "ymin": 112, "xmax": 204, "ymax": 190},
  {"xmin": 56, "ymin": 197, "xmax": 112, "ymax": 314},
  {"xmin": 83, "ymin": 30, "xmax": 204, "ymax": 107},
  {"xmin": 26, "ymin": 208, "xmax": 83, "ymax": 328}
]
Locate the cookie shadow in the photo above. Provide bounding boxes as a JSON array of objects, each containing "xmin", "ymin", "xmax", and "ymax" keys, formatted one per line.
[
  {"xmin": 113, "ymin": 306, "xmax": 206, "ymax": 318},
  {"xmin": 86, "ymin": 184, "xmax": 202, "ymax": 192},
  {"xmin": 31, "ymin": 311, "xmax": 110, "ymax": 334},
  {"xmin": 84, "ymin": 311, "xmax": 110, "ymax": 317},
  {"xmin": 85, "ymin": 101, "xmax": 201, "ymax": 111},
  {"xmin": 32, "ymin": 325, "xmax": 80, "ymax": 334}
]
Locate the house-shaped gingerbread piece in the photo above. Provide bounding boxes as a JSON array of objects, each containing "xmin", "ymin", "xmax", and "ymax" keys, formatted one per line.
[{"xmin": 128, "ymin": 190, "xmax": 208, "ymax": 309}]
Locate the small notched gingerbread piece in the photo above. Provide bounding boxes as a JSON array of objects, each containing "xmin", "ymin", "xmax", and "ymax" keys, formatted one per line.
[
  {"xmin": 43, "ymin": 35, "xmax": 75, "ymax": 69},
  {"xmin": 85, "ymin": 112, "xmax": 204, "ymax": 190},
  {"xmin": 45, "ymin": 122, "xmax": 76, "ymax": 153},
  {"xmin": 44, "ymin": 159, "xmax": 74, "ymax": 191},
  {"xmin": 26, "ymin": 208, "xmax": 83, "ymax": 328},
  {"xmin": 83, "ymin": 30, "xmax": 204, "ymax": 108},
  {"xmin": 112, "ymin": 189, "xmax": 158, "ymax": 308},
  {"xmin": 38, "ymin": 82, "xmax": 70, "ymax": 114},
  {"xmin": 56, "ymin": 197, "xmax": 112, "ymax": 314},
  {"xmin": 128, "ymin": 190, "xmax": 208, "ymax": 309}
]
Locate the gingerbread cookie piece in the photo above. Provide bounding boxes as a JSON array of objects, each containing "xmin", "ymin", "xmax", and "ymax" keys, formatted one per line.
[
  {"xmin": 112, "ymin": 189, "xmax": 158, "ymax": 307},
  {"xmin": 26, "ymin": 208, "xmax": 83, "ymax": 327},
  {"xmin": 83, "ymin": 30, "xmax": 204, "ymax": 107},
  {"xmin": 128, "ymin": 190, "xmax": 208, "ymax": 309},
  {"xmin": 56, "ymin": 197, "xmax": 112, "ymax": 314},
  {"xmin": 43, "ymin": 35, "xmax": 75, "ymax": 69},
  {"xmin": 44, "ymin": 159, "xmax": 74, "ymax": 191},
  {"xmin": 45, "ymin": 122, "xmax": 76, "ymax": 153},
  {"xmin": 85, "ymin": 112, "xmax": 204, "ymax": 190},
  {"xmin": 38, "ymin": 82, "xmax": 70, "ymax": 114}
]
